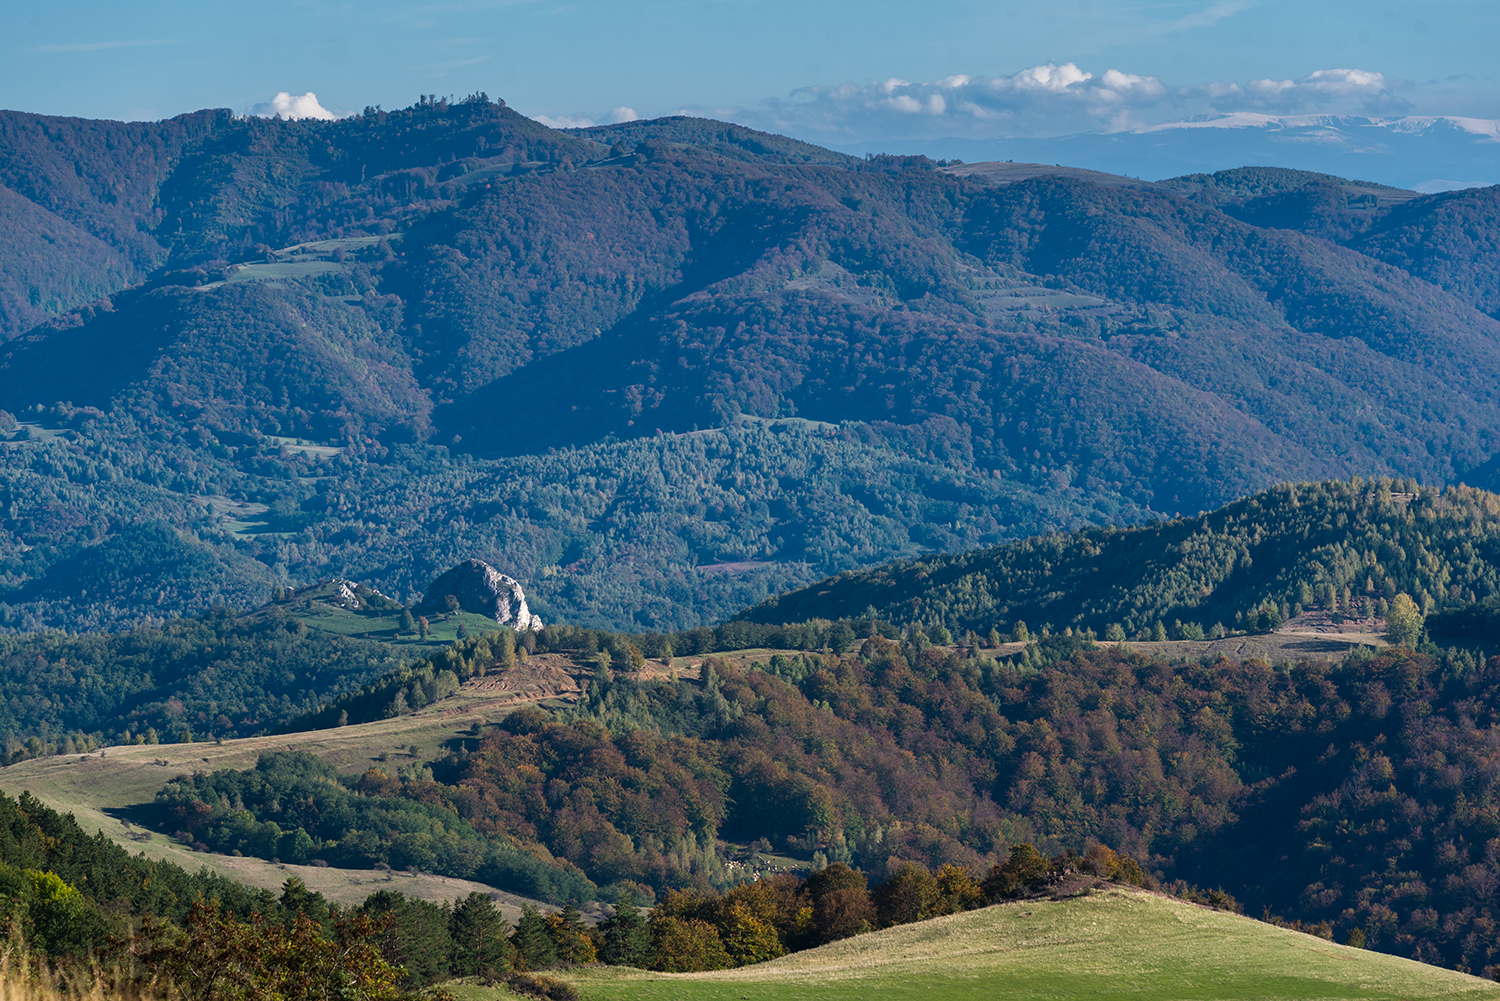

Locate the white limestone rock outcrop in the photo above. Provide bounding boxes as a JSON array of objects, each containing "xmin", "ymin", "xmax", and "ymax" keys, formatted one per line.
[
  {"xmin": 332, "ymin": 579, "xmax": 362, "ymax": 609},
  {"xmin": 415, "ymin": 559, "xmax": 543, "ymax": 631}
]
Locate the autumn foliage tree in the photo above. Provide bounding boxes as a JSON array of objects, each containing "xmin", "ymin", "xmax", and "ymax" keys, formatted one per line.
[
  {"xmin": 129, "ymin": 901, "xmax": 423, "ymax": 1001},
  {"xmin": 1385, "ymin": 592, "xmax": 1424, "ymax": 647}
]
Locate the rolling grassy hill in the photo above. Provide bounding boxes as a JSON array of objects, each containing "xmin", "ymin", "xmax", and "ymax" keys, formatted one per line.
[{"xmin": 475, "ymin": 889, "xmax": 1499, "ymax": 1001}]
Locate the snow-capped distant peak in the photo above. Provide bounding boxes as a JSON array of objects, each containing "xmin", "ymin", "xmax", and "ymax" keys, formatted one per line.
[
  {"xmin": 1130, "ymin": 114, "xmax": 1500, "ymax": 142},
  {"xmin": 1380, "ymin": 116, "xmax": 1500, "ymax": 141}
]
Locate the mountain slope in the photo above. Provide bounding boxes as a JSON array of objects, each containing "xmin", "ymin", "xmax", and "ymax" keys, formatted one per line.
[
  {"xmin": 0, "ymin": 105, "xmax": 1499, "ymax": 629},
  {"xmin": 439, "ymin": 164, "xmax": 1500, "ymax": 505},
  {"xmin": 446, "ymin": 289, "xmax": 1316, "ymax": 513},
  {"xmin": 743, "ymin": 478, "xmax": 1500, "ymax": 638},
  {"xmin": 112, "ymin": 583, "xmax": 1500, "ymax": 974},
  {"xmin": 1160, "ymin": 166, "xmax": 1500, "ymax": 321},
  {"xmin": 0, "ymin": 182, "xmax": 134, "ymax": 335},
  {"xmin": 563, "ymin": 116, "xmax": 859, "ymax": 166},
  {"xmin": 1353, "ymin": 185, "xmax": 1500, "ymax": 317},
  {"xmin": 0, "ymin": 279, "xmax": 429, "ymax": 441}
]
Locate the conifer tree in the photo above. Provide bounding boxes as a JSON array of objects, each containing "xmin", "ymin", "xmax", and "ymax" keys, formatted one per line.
[
  {"xmin": 597, "ymin": 893, "xmax": 650, "ymax": 967},
  {"xmin": 449, "ymin": 891, "xmax": 511, "ymax": 975},
  {"xmin": 511, "ymin": 903, "xmax": 558, "ymax": 970},
  {"xmin": 545, "ymin": 902, "xmax": 595, "ymax": 964}
]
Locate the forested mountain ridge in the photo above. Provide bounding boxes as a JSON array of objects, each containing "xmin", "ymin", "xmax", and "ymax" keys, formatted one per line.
[
  {"xmin": 1159, "ymin": 165, "xmax": 1500, "ymax": 321},
  {"xmin": 4, "ymin": 473, "xmax": 1490, "ymax": 754},
  {"xmin": 562, "ymin": 116, "xmax": 861, "ymax": 167},
  {"xmin": 0, "ymin": 98, "xmax": 1499, "ymax": 630},
  {"xmin": 745, "ymin": 478, "xmax": 1500, "ymax": 641}
]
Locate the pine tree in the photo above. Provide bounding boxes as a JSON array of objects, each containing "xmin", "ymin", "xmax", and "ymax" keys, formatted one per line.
[
  {"xmin": 545, "ymin": 902, "xmax": 596, "ymax": 964},
  {"xmin": 449, "ymin": 891, "xmax": 511, "ymax": 975},
  {"xmin": 597, "ymin": 893, "xmax": 650, "ymax": 967},
  {"xmin": 359, "ymin": 890, "xmax": 453, "ymax": 986},
  {"xmin": 510, "ymin": 903, "xmax": 558, "ymax": 971}
]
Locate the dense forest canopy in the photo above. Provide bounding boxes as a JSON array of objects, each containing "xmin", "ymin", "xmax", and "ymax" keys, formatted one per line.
[
  {"xmin": 5, "ymin": 477, "xmax": 1500, "ymax": 979},
  {"xmin": 0, "ymin": 607, "xmax": 409, "ymax": 750},
  {"xmin": 0, "ymin": 98, "xmax": 1498, "ymax": 631},
  {"xmin": 744, "ymin": 478, "xmax": 1500, "ymax": 640}
]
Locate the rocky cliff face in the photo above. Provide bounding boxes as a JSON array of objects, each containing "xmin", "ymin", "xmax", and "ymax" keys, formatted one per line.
[{"xmin": 415, "ymin": 559, "xmax": 543, "ymax": 630}]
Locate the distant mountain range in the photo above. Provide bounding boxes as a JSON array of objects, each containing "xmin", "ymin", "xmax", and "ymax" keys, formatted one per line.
[
  {"xmin": 836, "ymin": 114, "xmax": 1500, "ymax": 191},
  {"xmin": 2, "ymin": 99, "xmax": 1500, "ymax": 631}
]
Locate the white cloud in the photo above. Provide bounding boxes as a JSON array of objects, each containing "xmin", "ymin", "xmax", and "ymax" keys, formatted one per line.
[
  {"xmin": 1013, "ymin": 62, "xmax": 1093, "ymax": 93},
  {"xmin": 1153, "ymin": 0, "xmax": 1263, "ymax": 34},
  {"xmin": 33, "ymin": 39, "xmax": 180, "ymax": 53},
  {"xmin": 245, "ymin": 92, "xmax": 350, "ymax": 121},
  {"xmin": 1302, "ymin": 68, "xmax": 1387, "ymax": 94},
  {"xmin": 525, "ymin": 62, "xmax": 1411, "ymax": 148},
  {"xmin": 1205, "ymin": 68, "xmax": 1398, "ymax": 112},
  {"xmin": 1413, "ymin": 179, "xmax": 1491, "ymax": 193},
  {"xmin": 733, "ymin": 63, "xmax": 1408, "ymax": 144},
  {"xmin": 528, "ymin": 105, "xmax": 644, "ymax": 131},
  {"xmin": 1101, "ymin": 69, "xmax": 1166, "ymax": 97}
]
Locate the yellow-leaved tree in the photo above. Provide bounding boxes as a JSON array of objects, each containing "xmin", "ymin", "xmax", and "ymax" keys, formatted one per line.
[{"xmin": 1386, "ymin": 593, "xmax": 1424, "ymax": 648}]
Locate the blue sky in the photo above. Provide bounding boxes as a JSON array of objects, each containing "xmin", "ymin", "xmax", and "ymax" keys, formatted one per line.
[{"xmin": 4, "ymin": 0, "xmax": 1498, "ymax": 141}]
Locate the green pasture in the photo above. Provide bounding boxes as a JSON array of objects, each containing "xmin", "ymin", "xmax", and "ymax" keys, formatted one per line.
[
  {"xmin": 224, "ymin": 260, "xmax": 344, "ymax": 283},
  {"xmin": 454, "ymin": 890, "xmax": 1498, "ymax": 1001},
  {"xmin": 237, "ymin": 579, "xmax": 501, "ymax": 649},
  {"xmin": 284, "ymin": 602, "xmax": 501, "ymax": 648},
  {"xmin": 261, "ymin": 434, "xmax": 344, "ymax": 459}
]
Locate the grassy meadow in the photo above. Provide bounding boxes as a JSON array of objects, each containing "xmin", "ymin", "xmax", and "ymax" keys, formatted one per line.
[
  {"xmin": 0, "ymin": 673, "xmax": 574, "ymax": 915},
  {"xmin": 455, "ymin": 890, "xmax": 1499, "ymax": 1001},
  {"xmin": 236, "ymin": 579, "xmax": 509, "ymax": 648}
]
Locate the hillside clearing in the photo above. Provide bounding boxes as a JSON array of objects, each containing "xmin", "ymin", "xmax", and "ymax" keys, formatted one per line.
[{"xmin": 1106, "ymin": 626, "xmax": 1385, "ymax": 663}]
